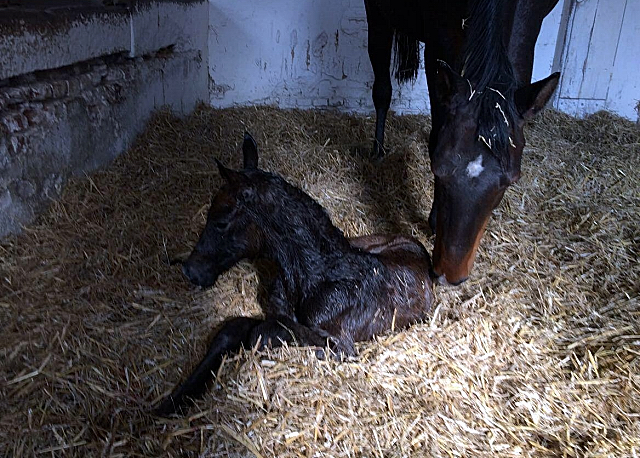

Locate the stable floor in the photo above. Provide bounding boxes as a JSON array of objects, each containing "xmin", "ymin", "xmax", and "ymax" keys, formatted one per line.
[{"xmin": 1, "ymin": 106, "xmax": 638, "ymax": 457}]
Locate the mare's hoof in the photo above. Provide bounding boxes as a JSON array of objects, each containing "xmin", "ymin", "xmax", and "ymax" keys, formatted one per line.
[
  {"xmin": 371, "ymin": 140, "xmax": 388, "ymax": 162},
  {"xmin": 350, "ymin": 142, "xmax": 386, "ymax": 162}
]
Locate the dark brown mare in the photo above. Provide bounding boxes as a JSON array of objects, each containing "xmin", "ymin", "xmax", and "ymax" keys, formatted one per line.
[
  {"xmin": 156, "ymin": 133, "xmax": 434, "ymax": 415},
  {"xmin": 364, "ymin": 0, "xmax": 561, "ymax": 284}
]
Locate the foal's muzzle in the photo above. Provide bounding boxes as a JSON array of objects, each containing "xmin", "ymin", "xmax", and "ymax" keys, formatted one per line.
[{"xmin": 181, "ymin": 259, "xmax": 217, "ymax": 287}]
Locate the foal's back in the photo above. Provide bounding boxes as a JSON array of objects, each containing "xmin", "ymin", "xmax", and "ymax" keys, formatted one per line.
[{"xmin": 307, "ymin": 234, "xmax": 434, "ymax": 345}]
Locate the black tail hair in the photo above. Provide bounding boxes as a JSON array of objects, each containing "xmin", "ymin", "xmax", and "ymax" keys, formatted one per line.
[{"xmin": 392, "ymin": 30, "xmax": 420, "ymax": 84}]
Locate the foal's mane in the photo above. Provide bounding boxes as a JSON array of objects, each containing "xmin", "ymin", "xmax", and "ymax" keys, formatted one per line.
[
  {"xmin": 460, "ymin": 0, "xmax": 519, "ymax": 168},
  {"xmin": 251, "ymin": 170, "xmax": 350, "ymax": 250}
]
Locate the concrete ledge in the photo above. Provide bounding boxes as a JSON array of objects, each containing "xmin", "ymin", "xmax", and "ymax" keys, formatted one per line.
[
  {"xmin": 0, "ymin": 0, "xmax": 208, "ymax": 237},
  {"xmin": 0, "ymin": 0, "xmax": 206, "ymax": 81}
]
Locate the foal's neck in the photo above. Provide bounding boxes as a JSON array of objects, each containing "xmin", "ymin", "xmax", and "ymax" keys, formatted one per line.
[{"xmin": 254, "ymin": 178, "xmax": 353, "ymax": 279}]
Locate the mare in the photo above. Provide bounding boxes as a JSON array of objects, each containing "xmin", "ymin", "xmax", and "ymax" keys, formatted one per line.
[
  {"xmin": 364, "ymin": 0, "xmax": 561, "ymax": 284},
  {"xmin": 156, "ymin": 133, "xmax": 434, "ymax": 415}
]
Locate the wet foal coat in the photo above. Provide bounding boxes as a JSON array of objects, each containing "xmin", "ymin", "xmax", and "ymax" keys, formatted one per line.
[{"xmin": 157, "ymin": 134, "xmax": 434, "ymax": 415}]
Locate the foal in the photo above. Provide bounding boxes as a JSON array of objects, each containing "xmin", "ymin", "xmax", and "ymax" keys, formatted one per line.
[{"xmin": 157, "ymin": 133, "xmax": 434, "ymax": 415}]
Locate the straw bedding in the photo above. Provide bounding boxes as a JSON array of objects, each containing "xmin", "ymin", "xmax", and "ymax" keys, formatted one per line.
[{"xmin": 1, "ymin": 105, "xmax": 638, "ymax": 457}]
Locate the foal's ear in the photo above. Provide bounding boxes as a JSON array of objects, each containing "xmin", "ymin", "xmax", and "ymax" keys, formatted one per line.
[
  {"xmin": 515, "ymin": 72, "xmax": 560, "ymax": 120},
  {"xmin": 242, "ymin": 132, "xmax": 259, "ymax": 169},
  {"xmin": 215, "ymin": 158, "xmax": 243, "ymax": 183},
  {"xmin": 434, "ymin": 60, "xmax": 471, "ymax": 104}
]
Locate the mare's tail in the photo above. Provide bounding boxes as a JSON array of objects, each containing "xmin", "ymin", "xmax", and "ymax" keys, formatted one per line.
[
  {"xmin": 392, "ymin": 30, "xmax": 420, "ymax": 84},
  {"xmin": 155, "ymin": 317, "xmax": 260, "ymax": 416}
]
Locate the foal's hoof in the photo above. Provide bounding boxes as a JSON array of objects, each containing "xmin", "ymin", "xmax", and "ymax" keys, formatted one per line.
[
  {"xmin": 155, "ymin": 396, "xmax": 186, "ymax": 417},
  {"xmin": 315, "ymin": 337, "xmax": 355, "ymax": 361}
]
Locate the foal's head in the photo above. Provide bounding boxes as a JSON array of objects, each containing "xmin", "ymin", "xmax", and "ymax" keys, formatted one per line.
[
  {"xmin": 182, "ymin": 133, "xmax": 264, "ymax": 287},
  {"xmin": 182, "ymin": 132, "xmax": 351, "ymax": 288}
]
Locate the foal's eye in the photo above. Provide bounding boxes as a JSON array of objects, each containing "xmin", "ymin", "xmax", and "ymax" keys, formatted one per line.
[{"xmin": 213, "ymin": 221, "xmax": 229, "ymax": 230}]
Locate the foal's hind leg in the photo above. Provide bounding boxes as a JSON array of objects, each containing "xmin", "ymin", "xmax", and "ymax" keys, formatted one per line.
[
  {"xmin": 266, "ymin": 278, "xmax": 355, "ymax": 359},
  {"xmin": 365, "ymin": 0, "xmax": 393, "ymax": 158},
  {"xmin": 267, "ymin": 317, "xmax": 356, "ymax": 360}
]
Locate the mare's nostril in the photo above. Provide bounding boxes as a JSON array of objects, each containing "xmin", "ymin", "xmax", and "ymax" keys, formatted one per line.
[
  {"xmin": 436, "ymin": 274, "xmax": 448, "ymax": 286},
  {"xmin": 434, "ymin": 273, "xmax": 467, "ymax": 287},
  {"xmin": 449, "ymin": 276, "xmax": 468, "ymax": 286}
]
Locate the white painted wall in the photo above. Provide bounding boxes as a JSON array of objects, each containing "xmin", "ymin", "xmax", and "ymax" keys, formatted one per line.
[
  {"xmin": 208, "ymin": 0, "xmax": 564, "ymax": 116},
  {"xmin": 208, "ymin": 0, "xmax": 639, "ymax": 121},
  {"xmin": 1, "ymin": 3, "xmax": 208, "ymax": 83},
  {"xmin": 556, "ymin": 0, "xmax": 640, "ymax": 120},
  {"xmin": 208, "ymin": 0, "xmax": 429, "ymax": 114},
  {"xmin": 0, "ymin": 3, "xmax": 209, "ymax": 237},
  {"xmin": 532, "ymin": 0, "xmax": 566, "ymax": 83}
]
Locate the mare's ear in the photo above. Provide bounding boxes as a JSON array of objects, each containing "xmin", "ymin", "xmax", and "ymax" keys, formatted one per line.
[
  {"xmin": 242, "ymin": 132, "xmax": 259, "ymax": 169},
  {"xmin": 434, "ymin": 60, "xmax": 471, "ymax": 104},
  {"xmin": 215, "ymin": 159, "xmax": 244, "ymax": 183},
  {"xmin": 515, "ymin": 72, "xmax": 560, "ymax": 119}
]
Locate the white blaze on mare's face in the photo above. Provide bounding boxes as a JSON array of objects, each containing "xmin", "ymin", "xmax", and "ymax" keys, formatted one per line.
[{"xmin": 466, "ymin": 154, "xmax": 484, "ymax": 178}]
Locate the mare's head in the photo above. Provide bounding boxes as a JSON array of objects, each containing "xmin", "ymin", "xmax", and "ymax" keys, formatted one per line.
[
  {"xmin": 182, "ymin": 133, "xmax": 264, "ymax": 287},
  {"xmin": 429, "ymin": 62, "xmax": 559, "ymax": 285}
]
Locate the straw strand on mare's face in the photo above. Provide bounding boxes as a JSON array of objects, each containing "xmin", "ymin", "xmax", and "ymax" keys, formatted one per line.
[{"xmin": 156, "ymin": 133, "xmax": 435, "ymax": 415}]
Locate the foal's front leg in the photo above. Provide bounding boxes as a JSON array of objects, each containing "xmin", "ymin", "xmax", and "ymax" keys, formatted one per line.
[
  {"xmin": 156, "ymin": 316, "xmax": 261, "ymax": 415},
  {"xmin": 156, "ymin": 315, "xmax": 335, "ymax": 416},
  {"xmin": 266, "ymin": 277, "xmax": 354, "ymax": 360}
]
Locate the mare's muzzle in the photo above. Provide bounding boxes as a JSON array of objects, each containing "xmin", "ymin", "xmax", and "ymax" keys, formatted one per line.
[{"xmin": 433, "ymin": 271, "xmax": 468, "ymax": 286}]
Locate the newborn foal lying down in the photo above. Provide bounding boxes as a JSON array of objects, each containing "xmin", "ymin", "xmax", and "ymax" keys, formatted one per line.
[{"xmin": 157, "ymin": 133, "xmax": 434, "ymax": 415}]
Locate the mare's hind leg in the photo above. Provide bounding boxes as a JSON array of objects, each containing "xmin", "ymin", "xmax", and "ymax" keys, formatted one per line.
[{"xmin": 364, "ymin": 0, "xmax": 393, "ymax": 158}]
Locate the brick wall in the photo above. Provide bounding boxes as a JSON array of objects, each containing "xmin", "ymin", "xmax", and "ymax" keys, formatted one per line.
[{"xmin": 0, "ymin": 1, "xmax": 207, "ymax": 237}]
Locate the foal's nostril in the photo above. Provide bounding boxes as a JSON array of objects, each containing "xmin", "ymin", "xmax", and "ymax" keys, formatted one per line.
[{"xmin": 181, "ymin": 263, "xmax": 192, "ymax": 281}]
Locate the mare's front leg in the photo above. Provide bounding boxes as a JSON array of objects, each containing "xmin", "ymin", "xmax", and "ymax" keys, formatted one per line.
[
  {"xmin": 365, "ymin": 0, "xmax": 393, "ymax": 158},
  {"xmin": 427, "ymin": 178, "xmax": 441, "ymax": 234}
]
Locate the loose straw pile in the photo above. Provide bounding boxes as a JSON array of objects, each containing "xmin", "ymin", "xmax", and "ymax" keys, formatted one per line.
[{"xmin": 1, "ymin": 106, "xmax": 638, "ymax": 457}]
